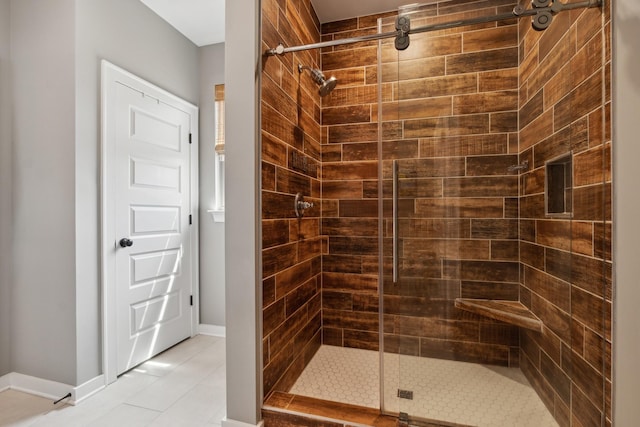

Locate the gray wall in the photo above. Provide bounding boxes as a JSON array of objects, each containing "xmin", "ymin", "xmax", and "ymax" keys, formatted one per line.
[
  {"xmin": 198, "ymin": 43, "xmax": 226, "ymax": 327},
  {"xmin": 222, "ymin": 0, "xmax": 640, "ymax": 425},
  {"xmin": 5, "ymin": 0, "xmax": 199, "ymax": 386},
  {"xmin": 613, "ymin": 0, "xmax": 640, "ymax": 423},
  {"xmin": 10, "ymin": 0, "xmax": 78, "ymax": 384},
  {"xmin": 0, "ymin": 0, "xmax": 12, "ymax": 378},
  {"xmin": 224, "ymin": 0, "xmax": 262, "ymax": 423},
  {"xmin": 75, "ymin": 0, "xmax": 199, "ymax": 384}
]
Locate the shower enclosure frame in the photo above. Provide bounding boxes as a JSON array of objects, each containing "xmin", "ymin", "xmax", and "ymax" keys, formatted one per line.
[{"xmin": 261, "ymin": 0, "xmax": 611, "ymax": 425}]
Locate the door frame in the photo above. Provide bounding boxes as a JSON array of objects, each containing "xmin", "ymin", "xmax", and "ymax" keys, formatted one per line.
[{"xmin": 100, "ymin": 60, "xmax": 199, "ymax": 385}]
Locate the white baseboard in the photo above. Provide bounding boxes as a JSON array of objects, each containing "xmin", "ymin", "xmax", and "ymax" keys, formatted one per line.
[
  {"xmin": 221, "ymin": 417, "xmax": 263, "ymax": 427},
  {"xmin": 199, "ymin": 324, "xmax": 226, "ymax": 337},
  {"xmin": 0, "ymin": 373, "xmax": 10, "ymax": 392},
  {"xmin": 9, "ymin": 373, "xmax": 73, "ymax": 403},
  {"xmin": 1, "ymin": 373, "xmax": 104, "ymax": 405},
  {"xmin": 73, "ymin": 374, "xmax": 105, "ymax": 404}
]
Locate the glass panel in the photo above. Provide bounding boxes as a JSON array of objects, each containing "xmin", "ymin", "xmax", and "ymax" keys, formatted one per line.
[{"xmin": 379, "ymin": 0, "xmax": 607, "ymax": 425}]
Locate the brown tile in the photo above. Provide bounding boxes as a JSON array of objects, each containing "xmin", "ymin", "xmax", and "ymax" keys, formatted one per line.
[
  {"xmin": 383, "ymin": 334, "xmax": 420, "ymax": 356},
  {"xmin": 321, "ymin": 18, "xmax": 358, "ymax": 34},
  {"xmin": 524, "ymin": 265, "xmax": 570, "ymax": 313},
  {"xmin": 386, "ymin": 33, "xmax": 462, "ymax": 62},
  {"xmin": 554, "ymin": 71, "xmax": 603, "ymax": 131},
  {"xmin": 471, "ymin": 219, "xmax": 518, "ymax": 239},
  {"xmin": 520, "ymin": 109, "xmax": 554, "ymax": 151},
  {"xmin": 491, "ymin": 240, "xmax": 519, "ymax": 261},
  {"xmin": 323, "ymin": 308, "xmax": 379, "ymax": 331},
  {"xmin": 491, "ymin": 111, "xmax": 518, "ymax": 133},
  {"xmin": 415, "ymin": 197, "xmax": 506, "ymax": 218},
  {"xmin": 322, "ymin": 328, "xmax": 343, "ymax": 346},
  {"xmin": 572, "ymin": 384, "xmax": 604, "ymax": 427},
  {"xmin": 344, "ymin": 329, "xmax": 379, "ymax": 350},
  {"xmin": 462, "ymin": 25, "xmax": 517, "ymax": 52},
  {"xmin": 443, "ymin": 176, "xmax": 518, "ymax": 197},
  {"xmin": 328, "ymin": 236, "xmax": 378, "ymax": 256},
  {"xmin": 520, "ymin": 241, "xmax": 544, "ymax": 270},
  {"xmin": 322, "ymin": 161, "xmax": 377, "ymax": 180},
  {"xmin": 443, "ymin": 260, "xmax": 519, "ymax": 282},
  {"xmin": 321, "ymin": 218, "xmax": 378, "ymax": 236},
  {"xmin": 540, "ymin": 351, "xmax": 571, "ymax": 405},
  {"xmin": 387, "ymin": 157, "xmax": 465, "ymax": 179},
  {"xmin": 446, "ymin": 47, "xmax": 518, "ymax": 74},
  {"xmin": 397, "ymin": 74, "xmax": 477, "ymax": 100},
  {"xmin": 263, "ymin": 242, "xmax": 299, "ymax": 278},
  {"xmin": 276, "ymin": 167, "xmax": 312, "ymax": 195},
  {"xmin": 264, "ymin": 299, "xmax": 286, "ymax": 337},
  {"xmin": 382, "ymin": 97, "xmax": 453, "ymax": 121},
  {"xmin": 327, "ymin": 122, "xmax": 378, "ymax": 144},
  {"xmin": 375, "ymin": 57, "xmax": 446, "ymax": 83},
  {"xmin": 531, "ymin": 293, "xmax": 571, "ymax": 343},
  {"xmin": 322, "ymin": 180, "xmax": 364, "ymax": 199},
  {"xmin": 323, "ymin": 83, "xmax": 391, "ymax": 108},
  {"xmin": 263, "ymin": 219, "xmax": 291, "ymax": 249},
  {"xmin": 263, "ymin": 409, "xmax": 343, "ymax": 427},
  {"xmin": 286, "ymin": 278, "xmax": 319, "ymax": 316},
  {"xmin": 480, "ymin": 323, "xmax": 519, "ymax": 346},
  {"xmin": 466, "ymin": 155, "xmax": 518, "ymax": 176},
  {"xmin": 419, "ymin": 134, "xmax": 508, "ymax": 157},
  {"xmin": 263, "ymin": 132, "xmax": 289, "ymax": 167},
  {"xmin": 322, "ymin": 105, "xmax": 371, "ymax": 125},
  {"xmin": 394, "ymin": 315, "xmax": 480, "ymax": 342},
  {"xmin": 322, "ymin": 46, "xmax": 378, "ymax": 71},
  {"xmin": 453, "ymin": 91, "xmax": 518, "ymax": 115},
  {"xmin": 406, "ymin": 114, "xmax": 491, "ymax": 138},
  {"xmin": 322, "ymin": 272, "xmax": 378, "ymax": 293},
  {"xmin": 461, "ymin": 281, "xmax": 519, "ymax": 300},
  {"xmin": 478, "ymin": 68, "xmax": 518, "ymax": 92},
  {"xmin": 264, "ymin": 277, "xmax": 276, "ymax": 308},
  {"xmin": 275, "ymin": 258, "xmax": 317, "ymax": 298}
]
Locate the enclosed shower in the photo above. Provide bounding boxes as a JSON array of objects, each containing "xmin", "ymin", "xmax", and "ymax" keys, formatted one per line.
[{"xmin": 260, "ymin": 0, "xmax": 611, "ymax": 426}]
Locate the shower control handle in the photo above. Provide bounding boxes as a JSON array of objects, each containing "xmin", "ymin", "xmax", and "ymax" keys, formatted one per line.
[
  {"xmin": 298, "ymin": 201, "xmax": 314, "ymax": 210},
  {"xmin": 294, "ymin": 193, "xmax": 313, "ymax": 218}
]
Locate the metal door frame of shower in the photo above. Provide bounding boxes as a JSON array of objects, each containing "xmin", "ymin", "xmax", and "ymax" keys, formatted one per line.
[{"xmin": 265, "ymin": 0, "xmax": 603, "ymax": 57}]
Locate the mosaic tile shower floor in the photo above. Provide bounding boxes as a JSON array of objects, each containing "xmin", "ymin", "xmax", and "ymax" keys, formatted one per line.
[{"xmin": 290, "ymin": 345, "xmax": 558, "ymax": 427}]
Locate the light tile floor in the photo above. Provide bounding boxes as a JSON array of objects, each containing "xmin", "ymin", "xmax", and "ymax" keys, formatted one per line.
[
  {"xmin": 0, "ymin": 335, "xmax": 226, "ymax": 427},
  {"xmin": 290, "ymin": 345, "xmax": 559, "ymax": 427}
]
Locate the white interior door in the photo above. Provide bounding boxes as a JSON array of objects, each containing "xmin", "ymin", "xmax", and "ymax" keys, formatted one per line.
[{"xmin": 102, "ymin": 62, "xmax": 198, "ymax": 381}]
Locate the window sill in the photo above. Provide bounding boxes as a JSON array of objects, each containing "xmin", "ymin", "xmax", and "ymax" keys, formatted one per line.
[{"xmin": 207, "ymin": 209, "xmax": 225, "ymax": 223}]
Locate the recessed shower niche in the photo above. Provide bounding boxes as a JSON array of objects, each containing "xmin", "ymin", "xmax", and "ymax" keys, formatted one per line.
[{"xmin": 546, "ymin": 153, "xmax": 573, "ymax": 217}]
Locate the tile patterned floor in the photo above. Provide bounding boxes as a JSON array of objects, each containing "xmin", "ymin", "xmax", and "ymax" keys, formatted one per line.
[
  {"xmin": 0, "ymin": 335, "xmax": 226, "ymax": 427},
  {"xmin": 290, "ymin": 345, "xmax": 559, "ymax": 427}
]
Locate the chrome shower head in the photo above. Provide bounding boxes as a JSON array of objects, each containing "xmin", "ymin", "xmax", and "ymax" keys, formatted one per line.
[{"xmin": 298, "ymin": 64, "xmax": 338, "ymax": 97}]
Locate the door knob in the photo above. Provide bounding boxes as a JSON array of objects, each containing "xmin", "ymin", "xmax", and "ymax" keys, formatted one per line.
[{"xmin": 119, "ymin": 238, "xmax": 133, "ymax": 248}]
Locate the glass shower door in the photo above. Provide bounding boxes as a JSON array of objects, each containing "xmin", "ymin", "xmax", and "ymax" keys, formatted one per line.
[{"xmin": 380, "ymin": 0, "xmax": 610, "ymax": 425}]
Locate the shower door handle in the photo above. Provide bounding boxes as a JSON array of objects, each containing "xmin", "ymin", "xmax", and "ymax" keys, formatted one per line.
[{"xmin": 392, "ymin": 160, "xmax": 398, "ymax": 283}]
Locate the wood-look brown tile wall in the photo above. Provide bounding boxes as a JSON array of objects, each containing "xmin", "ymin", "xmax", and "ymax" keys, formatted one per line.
[
  {"xmin": 320, "ymin": 1, "xmax": 521, "ymax": 367},
  {"xmin": 261, "ymin": 0, "xmax": 324, "ymax": 399},
  {"xmin": 518, "ymin": 3, "xmax": 612, "ymax": 426}
]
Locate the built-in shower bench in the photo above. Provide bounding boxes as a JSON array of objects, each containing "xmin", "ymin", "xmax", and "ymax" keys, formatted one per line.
[{"xmin": 454, "ymin": 298, "xmax": 543, "ymax": 332}]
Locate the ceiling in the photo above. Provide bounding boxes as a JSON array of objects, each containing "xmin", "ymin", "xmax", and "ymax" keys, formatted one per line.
[
  {"xmin": 311, "ymin": 0, "xmax": 422, "ymax": 23},
  {"xmin": 141, "ymin": 0, "xmax": 413, "ymax": 47},
  {"xmin": 140, "ymin": 0, "xmax": 225, "ymax": 47}
]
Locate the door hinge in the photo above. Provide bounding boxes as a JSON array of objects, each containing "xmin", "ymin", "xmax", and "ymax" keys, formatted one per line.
[
  {"xmin": 190, "ymin": 295, "xmax": 193, "ymax": 306},
  {"xmin": 189, "ymin": 214, "xmax": 192, "ymax": 225},
  {"xmin": 189, "ymin": 133, "xmax": 192, "ymax": 144}
]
